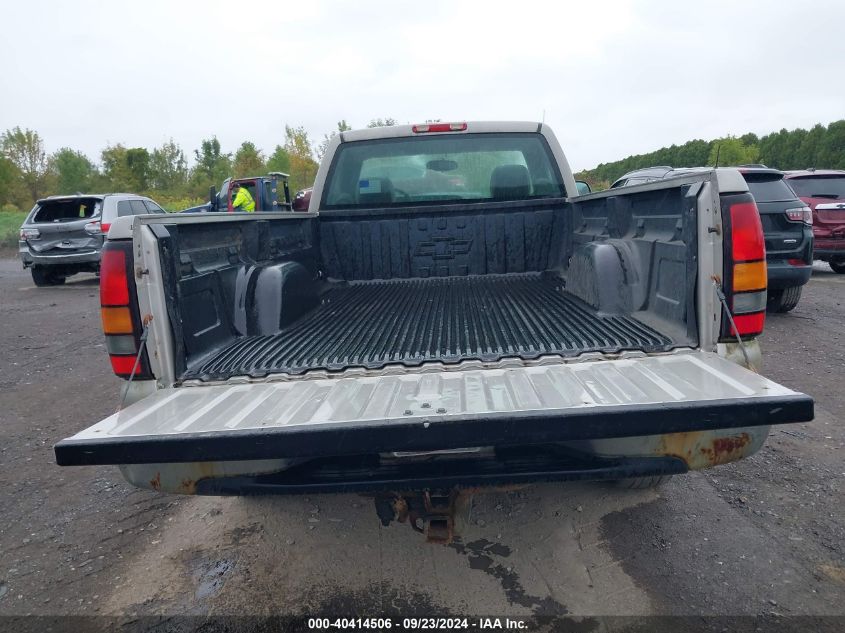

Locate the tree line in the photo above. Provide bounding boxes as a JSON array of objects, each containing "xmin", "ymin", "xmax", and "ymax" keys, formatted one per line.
[
  {"xmin": 576, "ymin": 119, "xmax": 845, "ymax": 189},
  {"xmin": 5, "ymin": 117, "xmax": 841, "ymax": 209},
  {"xmin": 0, "ymin": 118, "xmax": 395, "ymax": 212}
]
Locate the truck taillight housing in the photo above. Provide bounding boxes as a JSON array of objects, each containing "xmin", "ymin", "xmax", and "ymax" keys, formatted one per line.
[
  {"xmin": 720, "ymin": 194, "xmax": 767, "ymax": 341},
  {"xmin": 100, "ymin": 241, "xmax": 153, "ymax": 380}
]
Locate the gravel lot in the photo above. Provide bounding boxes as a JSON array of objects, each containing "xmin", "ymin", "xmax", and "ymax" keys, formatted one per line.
[{"xmin": 0, "ymin": 257, "xmax": 843, "ymax": 628}]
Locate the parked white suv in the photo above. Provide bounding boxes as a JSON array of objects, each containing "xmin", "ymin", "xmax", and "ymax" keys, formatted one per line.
[{"xmin": 18, "ymin": 193, "xmax": 165, "ymax": 286}]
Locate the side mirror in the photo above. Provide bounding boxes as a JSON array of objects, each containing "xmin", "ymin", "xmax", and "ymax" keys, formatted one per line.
[
  {"xmin": 209, "ymin": 185, "xmax": 218, "ymax": 211},
  {"xmin": 575, "ymin": 180, "xmax": 592, "ymax": 195}
]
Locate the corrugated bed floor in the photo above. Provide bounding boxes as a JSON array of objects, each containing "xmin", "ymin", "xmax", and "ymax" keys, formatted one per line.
[{"xmin": 183, "ymin": 274, "xmax": 674, "ymax": 380}]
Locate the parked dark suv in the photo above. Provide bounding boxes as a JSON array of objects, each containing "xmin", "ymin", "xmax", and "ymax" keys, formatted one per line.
[
  {"xmin": 18, "ymin": 193, "xmax": 165, "ymax": 286},
  {"xmin": 611, "ymin": 166, "xmax": 813, "ymax": 312},
  {"xmin": 783, "ymin": 169, "xmax": 845, "ymax": 273}
]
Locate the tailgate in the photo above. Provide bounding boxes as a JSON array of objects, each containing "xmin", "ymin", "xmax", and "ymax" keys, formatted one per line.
[{"xmin": 55, "ymin": 352, "xmax": 812, "ymax": 466}]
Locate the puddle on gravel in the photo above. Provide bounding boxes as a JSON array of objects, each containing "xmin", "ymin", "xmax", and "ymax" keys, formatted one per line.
[
  {"xmin": 193, "ymin": 558, "xmax": 235, "ymax": 600},
  {"xmin": 449, "ymin": 539, "xmax": 569, "ymax": 616}
]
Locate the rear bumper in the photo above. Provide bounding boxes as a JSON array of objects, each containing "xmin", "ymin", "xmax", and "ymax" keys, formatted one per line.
[
  {"xmin": 767, "ymin": 260, "xmax": 812, "ymax": 289},
  {"xmin": 19, "ymin": 242, "xmax": 101, "ymax": 267},
  {"xmin": 814, "ymin": 235, "xmax": 845, "ymax": 258},
  {"xmin": 814, "ymin": 243, "xmax": 845, "ymax": 260},
  {"xmin": 192, "ymin": 449, "xmax": 689, "ymax": 495}
]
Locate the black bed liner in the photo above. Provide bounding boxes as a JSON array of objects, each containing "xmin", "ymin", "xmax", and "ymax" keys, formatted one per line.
[{"xmin": 183, "ymin": 273, "xmax": 674, "ymax": 381}]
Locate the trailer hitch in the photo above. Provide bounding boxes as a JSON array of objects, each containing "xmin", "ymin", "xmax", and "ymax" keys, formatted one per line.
[{"xmin": 374, "ymin": 490, "xmax": 473, "ymax": 544}]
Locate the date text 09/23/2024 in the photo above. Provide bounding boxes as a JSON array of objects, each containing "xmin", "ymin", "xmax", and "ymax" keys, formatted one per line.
[{"xmin": 307, "ymin": 617, "xmax": 529, "ymax": 630}]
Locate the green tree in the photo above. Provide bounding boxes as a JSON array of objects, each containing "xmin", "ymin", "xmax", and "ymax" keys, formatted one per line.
[
  {"xmin": 51, "ymin": 148, "xmax": 96, "ymax": 194},
  {"xmin": 266, "ymin": 145, "xmax": 291, "ymax": 174},
  {"xmin": 707, "ymin": 136, "xmax": 759, "ymax": 166},
  {"xmin": 0, "ymin": 155, "xmax": 27, "ymax": 207},
  {"xmin": 189, "ymin": 136, "xmax": 231, "ymax": 198},
  {"xmin": 284, "ymin": 125, "xmax": 319, "ymax": 192},
  {"xmin": 101, "ymin": 144, "xmax": 149, "ymax": 192},
  {"xmin": 1, "ymin": 127, "xmax": 49, "ymax": 203},
  {"xmin": 233, "ymin": 141, "xmax": 265, "ymax": 177},
  {"xmin": 739, "ymin": 133, "xmax": 759, "ymax": 147},
  {"xmin": 193, "ymin": 136, "xmax": 231, "ymax": 183},
  {"xmin": 816, "ymin": 120, "xmax": 845, "ymax": 170},
  {"xmin": 149, "ymin": 140, "xmax": 187, "ymax": 191},
  {"xmin": 316, "ymin": 120, "xmax": 352, "ymax": 160},
  {"xmin": 759, "ymin": 128, "xmax": 790, "ymax": 169},
  {"xmin": 367, "ymin": 118, "xmax": 397, "ymax": 128},
  {"xmin": 576, "ymin": 119, "xmax": 845, "ymax": 185},
  {"xmin": 675, "ymin": 140, "xmax": 713, "ymax": 167},
  {"xmin": 794, "ymin": 124, "xmax": 825, "ymax": 169}
]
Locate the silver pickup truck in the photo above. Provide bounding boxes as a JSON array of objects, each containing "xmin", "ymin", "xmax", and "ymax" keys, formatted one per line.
[{"xmin": 55, "ymin": 122, "xmax": 812, "ymax": 542}]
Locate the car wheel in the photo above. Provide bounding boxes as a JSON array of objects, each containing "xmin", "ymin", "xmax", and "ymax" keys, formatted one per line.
[
  {"xmin": 612, "ymin": 475, "xmax": 673, "ymax": 490},
  {"xmin": 767, "ymin": 286, "xmax": 802, "ymax": 313},
  {"xmin": 830, "ymin": 260, "xmax": 845, "ymax": 274},
  {"xmin": 31, "ymin": 266, "xmax": 66, "ymax": 287}
]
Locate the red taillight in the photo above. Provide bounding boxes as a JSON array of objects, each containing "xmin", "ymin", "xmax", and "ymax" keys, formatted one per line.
[
  {"xmin": 110, "ymin": 354, "xmax": 140, "ymax": 375},
  {"xmin": 100, "ymin": 222, "xmax": 111, "ymax": 234},
  {"xmin": 99, "ymin": 241, "xmax": 153, "ymax": 380},
  {"xmin": 100, "ymin": 249, "xmax": 130, "ymax": 306},
  {"xmin": 785, "ymin": 207, "xmax": 812, "ymax": 225},
  {"xmin": 730, "ymin": 202, "xmax": 765, "ymax": 262},
  {"xmin": 729, "ymin": 312, "xmax": 765, "ymax": 337},
  {"xmin": 412, "ymin": 122, "xmax": 467, "ymax": 133},
  {"xmin": 721, "ymin": 194, "xmax": 767, "ymax": 341},
  {"xmin": 788, "ymin": 258, "xmax": 806, "ymax": 266}
]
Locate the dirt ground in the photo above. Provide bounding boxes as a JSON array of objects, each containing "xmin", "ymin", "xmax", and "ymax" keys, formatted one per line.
[{"xmin": 0, "ymin": 257, "xmax": 843, "ymax": 628}]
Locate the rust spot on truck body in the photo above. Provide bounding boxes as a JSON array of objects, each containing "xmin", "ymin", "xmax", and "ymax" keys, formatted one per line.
[
  {"xmin": 658, "ymin": 430, "xmax": 753, "ymax": 470},
  {"xmin": 149, "ymin": 471, "xmax": 161, "ymax": 491}
]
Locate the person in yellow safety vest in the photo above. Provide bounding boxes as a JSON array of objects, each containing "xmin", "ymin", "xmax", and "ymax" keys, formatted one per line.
[{"xmin": 231, "ymin": 182, "xmax": 256, "ymax": 212}]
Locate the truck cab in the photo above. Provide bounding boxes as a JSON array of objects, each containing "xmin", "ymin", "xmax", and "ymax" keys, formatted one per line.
[{"xmin": 183, "ymin": 172, "xmax": 293, "ymax": 213}]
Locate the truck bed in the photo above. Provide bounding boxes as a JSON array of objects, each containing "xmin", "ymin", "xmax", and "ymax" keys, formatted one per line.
[{"xmin": 183, "ymin": 273, "xmax": 674, "ymax": 381}]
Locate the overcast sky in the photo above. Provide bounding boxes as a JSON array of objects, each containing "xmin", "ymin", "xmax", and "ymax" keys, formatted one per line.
[{"xmin": 2, "ymin": 0, "xmax": 843, "ymax": 172}]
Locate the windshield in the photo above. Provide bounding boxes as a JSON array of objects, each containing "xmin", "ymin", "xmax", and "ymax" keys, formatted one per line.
[
  {"xmin": 322, "ymin": 133, "xmax": 566, "ymax": 209},
  {"xmin": 744, "ymin": 176, "xmax": 796, "ymax": 203},
  {"xmin": 786, "ymin": 176, "xmax": 845, "ymax": 200},
  {"xmin": 31, "ymin": 198, "xmax": 101, "ymax": 223}
]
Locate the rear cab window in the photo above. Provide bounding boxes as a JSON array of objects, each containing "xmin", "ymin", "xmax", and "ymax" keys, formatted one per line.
[
  {"xmin": 144, "ymin": 200, "xmax": 165, "ymax": 213},
  {"xmin": 322, "ymin": 133, "xmax": 566, "ymax": 209},
  {"xmin": 787, "ymin": 176, "xmax": 845, "ymax": 200},
  {"xmin": 31, "ymin": 198, "xmax": 101, "ymax": 223}
]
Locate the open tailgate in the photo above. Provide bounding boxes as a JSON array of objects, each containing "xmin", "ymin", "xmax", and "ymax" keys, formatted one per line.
[{"xmin": 55, "ymin": 352, "xmax": 812, "ymax": 466}]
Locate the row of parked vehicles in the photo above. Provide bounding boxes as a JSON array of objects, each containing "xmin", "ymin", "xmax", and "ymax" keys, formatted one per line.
[
  {"xmin": 18, "ymin": 165, "xmax": 845, "ymax": 309},
  {"xmin": 610, "ymin": 166, "xmax": 845, "ymax": 312}
]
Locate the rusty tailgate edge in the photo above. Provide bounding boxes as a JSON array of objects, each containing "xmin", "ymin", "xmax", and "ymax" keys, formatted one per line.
[{"xmin": 55, "ymin": 394, "xmax": 813, "ymax": 466}]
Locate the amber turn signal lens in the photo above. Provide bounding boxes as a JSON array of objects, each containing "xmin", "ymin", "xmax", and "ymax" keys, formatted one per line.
[
  {"xmin": 733, "ymin": 261, "xmax": 767, "ymax": 292},
  {"xmin": 101, "ymin": 306, "xmax": 134, "ymax": 334}
]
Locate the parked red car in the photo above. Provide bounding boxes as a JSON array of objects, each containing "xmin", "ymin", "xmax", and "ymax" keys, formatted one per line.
[
  {"xmin": 784, "ymin": 169, "xmax": 845, "ymax": 273},
  {"xmin": 292, "ymin": 187, "xmax": 312, "ymax": 211}
]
